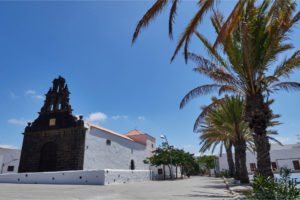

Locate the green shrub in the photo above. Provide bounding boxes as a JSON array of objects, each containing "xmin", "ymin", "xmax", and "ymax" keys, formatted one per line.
[
  {"xmin": 220, "ymin": 170, "xmax": 232, "ymax": 178},
  {"xmin": 245, "ymin": 167, "xmax": 300, "ymax": 200}
]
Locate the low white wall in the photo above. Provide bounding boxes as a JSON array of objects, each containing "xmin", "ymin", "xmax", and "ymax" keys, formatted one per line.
[
  {"xmin": 0, "ymin": 170, "xmax": 105, "ymax": 185},
  {"xmin": 104, "ymin": 169, "xmax": 151, "ymax": 185},
  {"xmin": 0, "ymin": 169, "xmax": 151, "ymax": 185}
]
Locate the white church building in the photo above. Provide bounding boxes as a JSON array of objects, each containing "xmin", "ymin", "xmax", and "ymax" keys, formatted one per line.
[{"xmin": 0, "ymin": 76, "xmax": 176, "ymax": 185}]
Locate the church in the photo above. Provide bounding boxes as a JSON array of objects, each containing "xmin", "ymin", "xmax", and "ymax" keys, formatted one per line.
[{"xmin": 0, "ymin": 76, "xmax": 157, "ymax": 185}]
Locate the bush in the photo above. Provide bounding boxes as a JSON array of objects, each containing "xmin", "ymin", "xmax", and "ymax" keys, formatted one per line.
[
  {"xmin": 245, "ymin": 167, "xmax": 300, "ymax": 200},
  {"xmin": 220, "ymin": 170, "xmax": 232, "ymax": 178}
]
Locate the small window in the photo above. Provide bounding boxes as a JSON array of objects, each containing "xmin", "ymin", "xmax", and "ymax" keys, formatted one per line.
[
  {"xmin": 158, "ymin": 168, "xmax": 163, "ymax": 175},
  {"xmin": 271, "ymin": 162, "xmax": 277, "ymax": 170},
  {"xmin": 106, "ymin": 139, "xmax": 111, "ymax": 146},
  {"xmin": 130, "ymin": 160, "xmax": 135, "ymax": 170},
  {"xmin": 49, "ymin": 118, "xmax": 56, "ymax": 126},
  {"xmin": 293, "ymin": 160, "xmax": 300, "ymax": 170},
  {"xmin": 250, "ymin": 163, "xmax": 256, "ymax": 171},
  {"xmin": 7, "ymin": 166, "xmax": 14, "ymax": 172},
  {"xmin": 151, "ymin": 144, "xmax": 154, "ymax": 148}
]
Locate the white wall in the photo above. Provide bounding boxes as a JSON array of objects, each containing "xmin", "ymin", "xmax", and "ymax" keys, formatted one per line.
[
  {"xmin": 0, "ymin": 169, "xmax": 151, "ymax": 185},
  {"xmin": 0, "ymin": 148, "xmax": 20, "ymax": 174},
  {"xmin": 218, "ymin": 144, "xmax": 300, "ymax": 173},
  {"xmin": 104, "ymin": 169, "xmax": 151, "ymax": 185},
  {"xmin": 83, "ymin": 125, "xmax": 151, "ymax": 171},
  {"xmin": 150, "ymin": 165, "xmax": 181, "ymax": 180}
]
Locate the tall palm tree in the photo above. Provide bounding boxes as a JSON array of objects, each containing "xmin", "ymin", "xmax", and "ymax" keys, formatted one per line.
[
  {"xmin": 199, "ymin": 95, "xmax": 251, "ymax": 183},
  {"xmin": 180, "ymin": 0, "xmax": 300, "ymax": 176},
  {"xmin": 132, "ymin": 0, "xmax": 247, "ymax": 61}
]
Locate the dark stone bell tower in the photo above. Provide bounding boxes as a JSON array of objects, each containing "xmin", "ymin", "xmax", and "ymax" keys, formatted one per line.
[{"xmin": 18, "ymin": 76, "xmax": 86, "ymax": 173}]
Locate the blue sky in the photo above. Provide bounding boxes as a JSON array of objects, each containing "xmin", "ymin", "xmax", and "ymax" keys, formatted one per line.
[{"xmin": 0, "ymin": 1, "xmax": 300, "ymax": 155}]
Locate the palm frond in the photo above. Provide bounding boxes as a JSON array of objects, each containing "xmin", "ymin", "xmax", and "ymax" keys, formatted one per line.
[
  {"xmin": 180, "ymin": 84, "xmax": 221, "ymax": 109},
  {"xmin": 194, "ymin": 97, "xmax": 225, "ymax": 132},
  {"xmin": 218, "ymin": 85, "xmax": 241, "ymax": 96},
  {"xmin": 171, "ymin": 0, "xmax": 215, "ymax": 62},
  {"xmin": 169, "ymin": 0, "xmax": 179, "ymax": 39},
  {"xmin": 214, "ymin": 0, "xmax": 247, "ymax": 48},
  {"xmin": 132, "ymin": 0, "xmax": 168, "ymax": 44},
  {"xmin": 270, "ymin": 82, "xmax": 300, "ymax": 92},
  {"xmin": 267, "ymin": 136, "xmax": 283, "ymax": 146},
  {"xmin": 273, "ymin": 50, "xmax": 300, "ymax": 78}
]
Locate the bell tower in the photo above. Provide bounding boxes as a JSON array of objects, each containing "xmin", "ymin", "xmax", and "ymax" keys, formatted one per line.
[{"xmin": 18, "ymin": 76, "xmax": 86, "ymax": 173}]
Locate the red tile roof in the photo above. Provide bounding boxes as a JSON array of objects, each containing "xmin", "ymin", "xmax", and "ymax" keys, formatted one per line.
[{"xmin": 88, "ymin": 123, "xmax": 134, "ymax": 142}]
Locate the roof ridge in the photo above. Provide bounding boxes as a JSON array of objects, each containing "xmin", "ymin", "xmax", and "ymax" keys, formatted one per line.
[{"xmin": 88, "ymin": 123, "xmax": 134, "ymax": 142}]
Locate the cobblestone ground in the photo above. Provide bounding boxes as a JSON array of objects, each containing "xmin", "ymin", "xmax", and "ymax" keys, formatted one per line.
[{"xmin": 0, "ymin": 176, "xmax": 234, "ymax": 200}]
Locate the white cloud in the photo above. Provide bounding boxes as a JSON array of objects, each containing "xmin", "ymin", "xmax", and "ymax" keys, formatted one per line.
[
  {"xmin": 112, "ymin": 115, "xmax": 120, "ymax": 120},
  {"xmin": 111, "ymin": 115, "xmax": 129, "ymax": 120},
  {"xmin": 33, "ymin": 95, "xmax": 44, "ymax": 100},
  {"xmin": 0, "ymin": 144, "xmax": 19, "ymax": 149},
  {"xmin": 25, "ymin": 90, "xmax": 44, "ymax": 100},
  {"xmin": 138, "ymin": 116, "xmax": 145, "ymax": 121},
  {"xmin": 25, "ymin": 90, "xmax": 36, "ymax": 95},
  {"xmin": 8, "ymin": 118, "xmax": 27, "ymax": 126},
  {"xmin": 87, "ymin": 112, "xmax": 107, "ymax": 123}
]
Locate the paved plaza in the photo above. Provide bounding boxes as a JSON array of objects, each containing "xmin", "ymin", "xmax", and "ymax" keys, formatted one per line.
[{"xmin": 0, "ymin": 176, "xmax": 234, "ymax": 200}]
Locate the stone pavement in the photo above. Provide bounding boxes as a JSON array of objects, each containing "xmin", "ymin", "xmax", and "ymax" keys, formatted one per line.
[{"xmin": 0, "ymin": 176, "xmax": 235, "ymax": 200}]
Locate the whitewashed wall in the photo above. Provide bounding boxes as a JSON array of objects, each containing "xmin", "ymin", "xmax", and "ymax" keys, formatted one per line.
[
  {"xmin": 104, "ymin": 169, "xmax": 151, "ymax": 185},
  {"xmin": 150, "ymin": 165, "xmax": 181, "ymax": 180},
  {"xmin": 83, "ymin": 125, "xmax": 151, "ymax": 171},
  {"xmin": 0, "ymin": 169, "xmax": 151, "ymax": 185},
  {"xmin": 218, "ymin": 144, "xmax": 300, "ymax": 173},
  {"xmin": 0, "ymin": 148, "xmax": 20, "ymax": 174}
]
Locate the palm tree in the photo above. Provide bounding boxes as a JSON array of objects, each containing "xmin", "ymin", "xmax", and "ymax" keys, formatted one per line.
[
  {"xmin": 180, "ymin": 0, "xmax": 300, "ymax": 176},
  {"xmin": 199, "ymin": 95, "xmax": 252, "ymax": 183},
  {"xmin": 132, "ymin": 0, "xmax": 248, "ymax": 61}
]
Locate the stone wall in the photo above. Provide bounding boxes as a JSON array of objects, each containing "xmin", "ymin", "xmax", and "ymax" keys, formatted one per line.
[{"xmin": 18, "ymin": 128, "xmax": 86, "ymax": 173}]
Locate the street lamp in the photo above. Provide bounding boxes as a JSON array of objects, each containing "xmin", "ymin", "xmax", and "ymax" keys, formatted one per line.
[{"xmin": 160, "ymin": 134, "xmax": 173, "ymax": 179}]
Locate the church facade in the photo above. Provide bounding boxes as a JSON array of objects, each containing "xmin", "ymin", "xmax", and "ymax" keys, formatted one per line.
[{"xmin": 18, "ymin": 76, "xmax": 155, "ymax": 174}]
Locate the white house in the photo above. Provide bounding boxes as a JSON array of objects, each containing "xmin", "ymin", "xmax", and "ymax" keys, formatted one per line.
[
  {"xmin": 218, "ymin": 143, "xmax": 300, "ymax": 174},
  {"xmin": 0, "ymin": 147, "xmax": 20, "ymax": 174}
]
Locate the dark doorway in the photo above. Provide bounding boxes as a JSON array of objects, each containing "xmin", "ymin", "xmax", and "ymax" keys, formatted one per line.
[
  {"xmin": 130, "ymin": 160, "xmax": 135, "ymax": 170},
  {"xmin": 39, "ymin": 142, "xmax": 57, "ymax": 172}
]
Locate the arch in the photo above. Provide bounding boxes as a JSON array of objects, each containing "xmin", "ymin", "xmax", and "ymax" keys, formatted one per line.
[
  {"xmin": 39, "ymin": 142, "xmax": 57, "ymax": 172},
  {"xmin": 130, "ymin": 159, "xmax": 135, "ymax": 170}
]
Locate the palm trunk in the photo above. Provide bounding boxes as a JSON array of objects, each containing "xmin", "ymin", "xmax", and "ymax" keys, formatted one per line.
[
  {"xmin": 237, "ymin": 139, "xmax": 249, "ymax": 183},
  {"xmin": 245, "ymin": 94, "xmax": 273, "ymax": 177},
  {"xmin": 225, "ymin": 141, "xmax": 235, "ymax": 177},
  {"xmin": 234, "ymin": 145, "xmax": 240, "ymax": 180}
]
